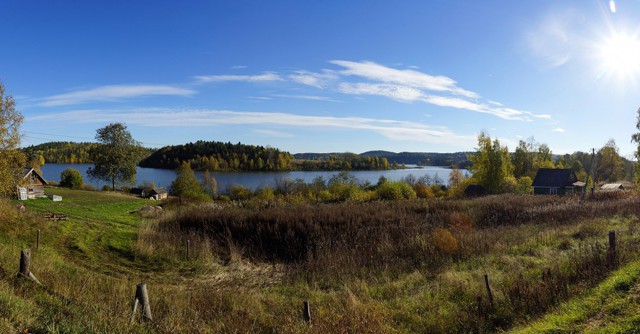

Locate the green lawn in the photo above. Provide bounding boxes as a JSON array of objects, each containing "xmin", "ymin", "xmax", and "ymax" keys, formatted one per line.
[
  {"xmin": 511, "ymin": 260, "xmax": 640, "ymax": 333},
  {"xmin": 17, "ymin": 187, "xmax": 155, "ymax": 275}
]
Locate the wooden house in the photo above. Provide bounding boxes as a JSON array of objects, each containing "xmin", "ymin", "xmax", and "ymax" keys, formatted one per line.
[
  {"xmin": 532, "ymin": 168, "xmax": 578, "ymax": 195},
  {"xmin": 464, "ymin": 184, "xmax": 487, "ymax": 197},
  {"xmin": 148, "ymin": 188, "xmax": 168, "ymax": 200},
  {"xmin": 17, "ymin": 168, "xmax": 48, "ymax": 199}
]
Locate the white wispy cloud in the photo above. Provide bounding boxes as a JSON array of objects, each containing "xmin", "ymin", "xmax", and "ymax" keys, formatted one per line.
[
  {"xmin": 38, "ymin": 84, "xmax": 195, "ymax": 107},
  {"xmin": 289, "ymin": 70, "xmax": 338, "ymax": 88},
  {"xmin": 271, "ymin": 94, "xmax": 342, "ymax": 102},
  {"xmin": 552, "ymin": 127, "xmax": 565, "ymax": 133},
  {"xmin": 338, "ymin": 83, "xmax": 424, "ymax": 103},
  {"xmin": 194, "ymin": 72, "xmax": 283, "ymax": 83},
  {"xmin": 27, "ymin": 107, "xmax": 476, "ymax": 146},
  {"xmin": 331, "ymin": 60, "xmax": 479, "ymax": 98},
  {"xmin": 231, "ymin": 65, "xmax": 248, "ymax": 69},
  {"xmin": 253, "ymin": 129, "xmax": 295, "ymax": 138}
]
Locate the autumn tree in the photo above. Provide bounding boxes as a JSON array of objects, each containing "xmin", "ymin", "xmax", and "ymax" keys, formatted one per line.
[
  {"xmin": 632, "ymin": 107, "xmax": 640, "ymax": 185},
  {"xmin": 60, "ymin": 168, "xmax": 83, "ymax": 189},
  {"xmin": 468, "ymin": 132, "xmax": 513, "ymax": 194},
  {"xmin": 170, "ymin": 161, "xmax": 208, "ymax": 200},
  {"xmin": 87, "ymin": 123, "xmax": 144, "ymax": 190},
  {"xmin": 512, "ymin": 139, "xmax": 534, "ymax": 178},
  {"xmin": 0, "ymin": 80, "xmax": 27, "ymax": 197},
  {"xmin": 596, "ymin": 139, "xmax": 624, "ymax": 182}
]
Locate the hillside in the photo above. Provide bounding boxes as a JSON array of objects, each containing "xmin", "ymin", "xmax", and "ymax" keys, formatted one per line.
[{"xmin": 1, "ymin": 189, "xmax": 640, "ymax": 332}]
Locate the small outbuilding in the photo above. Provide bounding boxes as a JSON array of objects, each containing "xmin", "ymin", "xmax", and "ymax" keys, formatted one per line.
[
  {"xmin": 532, "ymin": 168, "xmax": 578, "ymax": 195},
  {"xmin": 17, "ymin": 168, "xmax": 48, "ymax": 200},
  {"xmin": 601, "ymin": 183, "xmax": 625, "ymax": 191},
  {"xmin": 148, "ymin": 188, "xmax": 168, "ymax": 200},
  {"xmin": 464, "ymin": 184, "xmax": 487, "ymax": 197},
  {"xmin": 130, "ymin": 188, "xmax": 146, "ymax": 198}
]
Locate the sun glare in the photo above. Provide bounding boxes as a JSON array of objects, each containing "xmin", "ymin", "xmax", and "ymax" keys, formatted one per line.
[{"xmin": 598, "ymin": 32, "xmax": 640, "ymax": 81}]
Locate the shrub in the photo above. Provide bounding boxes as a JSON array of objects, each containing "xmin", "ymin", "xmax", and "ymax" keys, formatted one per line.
[
  {"xmin": 449, "ymin": 212, "xmax": 474, "ymax": 233},
  {"xmin": 230, "ymin": 185, "xmax": 252, "ymax": 200},
  {"xmin": 431, "ymin": 228, "xmax": 458, "ymax": 254},
  {"xmin": 376, "ymin": 181, "xmax": 417, "ymax": 200},
  {"xmin": 102, "ymin": 185, "xmax": 112, "ymax": 191},
  {"xmin": 59, "ymin": 168, "xmax": 83, "ymax": 189}
]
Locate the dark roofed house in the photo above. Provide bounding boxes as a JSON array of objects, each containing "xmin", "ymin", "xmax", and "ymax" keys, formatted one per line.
[
  {"xmin": 148, "ymin": 188, "xmax": 168, "ymax": 200},
  {"xmin": 130, "ymin": 187, "xmax": 146, "ymax": 198},
  {"xmin": 17, "ymin": 168, "xmax": 48, "ymax": 200},
  {"xmin": 464, "ymin": 184, "xmax": 487, "ymax": 197},
  {"xmin": 532, "ymin": 168, "xmax": 578, "ymax": 195}
]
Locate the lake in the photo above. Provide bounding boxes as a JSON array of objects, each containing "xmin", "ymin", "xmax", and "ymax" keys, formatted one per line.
[{"xmin": 40, "ymin": 163, "xmax": 465, "ymax": 192}]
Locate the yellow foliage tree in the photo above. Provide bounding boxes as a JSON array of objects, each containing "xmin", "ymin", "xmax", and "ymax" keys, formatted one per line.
[{"xmin": 0, "ymin": 80, "xmax": 26, "ymax": 197}]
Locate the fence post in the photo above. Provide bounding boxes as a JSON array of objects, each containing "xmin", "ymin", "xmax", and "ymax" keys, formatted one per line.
[
  {"xmin": 303, "ymin": 300, "xmax": 311, "ymax": 322},
  {"xmin": 19, "ymin": 249, "xmax": 30, "ymax": 277},
  {"xmin": 131, "ymin": 283, "xmax": 152, "ymax": 323},
  {"xmin": 607, "ymin": 230, "xmax": 617, "ymax": 267},
  {"xmin": 484, "ymin": 274, "xmax": 494, "ymax": 309},
  {"xmin": 186, "ymin": 239, "xmax": 190, "ymax": 260}
]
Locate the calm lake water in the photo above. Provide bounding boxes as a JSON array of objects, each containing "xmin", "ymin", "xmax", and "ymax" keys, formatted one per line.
[{"xmin": 40, "ymin": 163, "xmax": 464, "ymax": 192}]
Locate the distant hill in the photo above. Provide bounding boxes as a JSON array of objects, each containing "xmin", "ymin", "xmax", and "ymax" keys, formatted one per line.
[{"xmin": 294, "ymin": 151, "xmax": 473, "ymax": 168}]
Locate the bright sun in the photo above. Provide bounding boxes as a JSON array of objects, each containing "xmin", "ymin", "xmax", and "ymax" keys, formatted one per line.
[{"xmin": 598, "ymin": 32, "xmax": 640, "ymax": 80}]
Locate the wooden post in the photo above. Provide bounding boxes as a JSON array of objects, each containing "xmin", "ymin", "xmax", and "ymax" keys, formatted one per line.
[
  {"xmin": 19, "ymin": 249, "xmax": 30, "ymax": 277},
  {"xmin": 484, "ymin": 274, "xmax": 494, "ymax": 309},
  {"xmin": 186, "ymin": 239, "xmax": 190, "ymax": 260},
  {"xmin": 609, "ymin": 231, "xmax": 616, "ymax": 252},
  {"xmin": 131, "ymin": 283, "xmax": 152, "ymax": 323},
  {"xmin": 476, "ymin": 295, "xmax": 483, "ymax": 318},
  {"xmin": 303, "ymin": 300, "xmax": 311, "ymax": 322},
  {"xmin": 608, "ymin": 230, "xmax": 617, "ymax": 267},
  {"xmin": 36, "ymin": 229, "xmax": 40, "ymax": 251}
]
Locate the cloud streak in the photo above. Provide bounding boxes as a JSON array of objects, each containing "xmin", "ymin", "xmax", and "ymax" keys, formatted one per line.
[
  {"xmin": 27, "ymin": 107, "xmax": 476, "ymax": 146},
  {"xmin": 194, "ymin": 72, "xmax": 283, "ymax": 83},
  {"xmin": 39, "ymin": 84, "xmax": 195, "ymax": 107}
]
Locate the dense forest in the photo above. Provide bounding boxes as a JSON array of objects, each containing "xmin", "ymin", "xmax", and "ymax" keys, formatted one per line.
[
  {"xmin": 295, "ymin": 151, "xmax": 473, "ymax": 167},
  {"xmin": 296, "ymin": 153, "xmax": 394, "ymax": 171},
  {"xmin": 22, "ymin": 141, "xmax": 155, "ymax": 165},
  {"xmin": 22, "ymin": 142, "xmax": 98, "ymax": 164},
  {"xmin": 139, "ymin": 141, "xmax": 295, "ymax": 171}
]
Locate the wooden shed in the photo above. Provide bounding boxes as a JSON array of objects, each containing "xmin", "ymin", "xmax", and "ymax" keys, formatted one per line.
[
  {"xmin": 17, "ymin": 168, "xmax": 48, "ymax": 199},
  {"xmin": 148, "ymin": 188, "xmax": 168, "ymax": 200},
  {"xmin": 532, "ymin": 168, "xmax": 578, "ymax": 195}
]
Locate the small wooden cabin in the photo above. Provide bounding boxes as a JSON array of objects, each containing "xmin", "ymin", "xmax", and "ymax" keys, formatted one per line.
[
  {"xmin": 148, "ymin": 188, "xmax": 168, "ymax": 200},
  {"xmin": 532, "ymin": 168, "xmax": 578, "ymax": 195},
  {"xmin": 17, "ymin": 168, "xmax": 48, "ymax": 199}
]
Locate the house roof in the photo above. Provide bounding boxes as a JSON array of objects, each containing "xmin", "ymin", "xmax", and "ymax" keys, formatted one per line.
[
  {"xmin": 23, "ymin": 168, "xmax": 48, "ymax": 185},
  {"xmin": 532, "ymin": 168, "xmax": 577, "ymax": 188},
  {"xmin": 149, "ymin": 188, "xmax": 167, "ymax": 195},
  {"xmin": 601, "ymin": 183, "xmax": 624, "ymax": 190}
]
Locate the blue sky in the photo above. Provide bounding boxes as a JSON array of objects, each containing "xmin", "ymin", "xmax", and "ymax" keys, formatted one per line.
[{"xmin": 2, "ymin": 0, "xmax": 640, "ymax": 156}]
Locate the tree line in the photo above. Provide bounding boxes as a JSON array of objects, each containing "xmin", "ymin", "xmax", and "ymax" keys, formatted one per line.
[{"xmin": 469, "ymin": 131, "xmax": 634, "ymax": 194}]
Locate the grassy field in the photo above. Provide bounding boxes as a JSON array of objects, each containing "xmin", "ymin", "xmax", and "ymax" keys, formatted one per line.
[{"xmin": 1, "ymin": 188, "xmax": 640, "ymax": 332}]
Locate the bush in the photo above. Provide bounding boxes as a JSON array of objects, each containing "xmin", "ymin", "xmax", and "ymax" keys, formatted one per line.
[
  {"xmin": 376, "ymin": 181, "xmax": 417, "ymax": 200},
  {"xmin": 60, "ymin": 168, "xmax": 83, "ymax": 189},
  {"xmin": 102, "ymin": 185, "xmax": 112, "ymax": 191}
]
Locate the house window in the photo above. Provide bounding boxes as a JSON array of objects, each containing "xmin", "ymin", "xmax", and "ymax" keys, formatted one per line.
[{"xmin": 550, "ymin": 188, "xmax": 558, "ymax": 195}]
